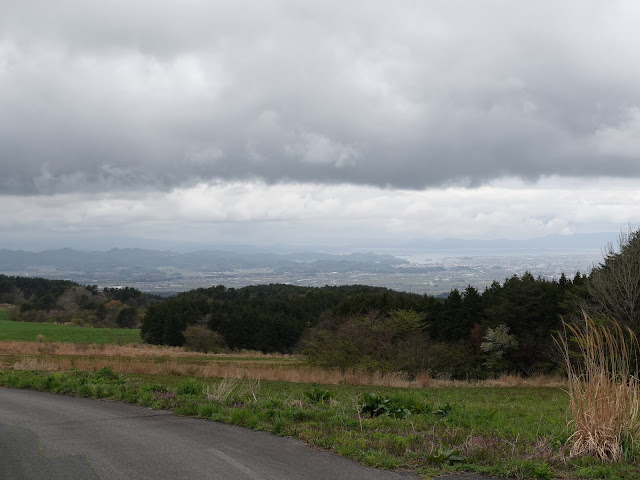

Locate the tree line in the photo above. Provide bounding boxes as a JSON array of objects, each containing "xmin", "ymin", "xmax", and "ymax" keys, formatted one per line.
[
  {"xmin": 139, "ymin": 273, "xmax": 591, "ymax": 377},
  {"xmin": 0, "ymin": 275, "xmax": 158, "ymax": 328}
]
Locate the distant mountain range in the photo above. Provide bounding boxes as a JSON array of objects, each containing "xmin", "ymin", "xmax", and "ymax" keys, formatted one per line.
[
  {"xmin": 0, "ymin": 248, "xmax": 405, "ymax": 273},
  {"xmin": 0, "ymin": 232, "xmax": 612, "ymax": 276},
  {"xmin": 0, "ymin": 233, "xmax": 609, "ymax": 294}
]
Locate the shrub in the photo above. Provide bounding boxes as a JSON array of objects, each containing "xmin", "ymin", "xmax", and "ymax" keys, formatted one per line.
[
  {"xmin": 433, "ymin": 402, "xmax": 453, "ymax": 417},
  {"xmin": 303, "ymin": 310, "xmax": 432, "ymax": 375},
  {"xmin": 360, "ymin": 392, "xmax": 444, "ymax": 419},
  {"xmin": 94, "ymin": 366, "xmax": 120, "ymax": 382},
  {"xmin": 183, "ymin": 325, "xmax": 225, "ymax": 353},
  {"xmin": 176, "ymin": 378, "xmax": 202, "ymax": 396},
  {"xmin": 198, "ymin": 402, "xmax": 222, "ymax": 419},
  {"xmin": 555, "ymin": 313, "xmax": 640, "ymax": 461},
  {"xmin": 360, "ymin": 392, "xmax": 390, "ymax": 417},
  {"xmin": 304, "ymin": 385, "xmax": 334, "ymax": 404},
  {"xmin": 360, "ymin": 392, "xmax": 412, "ymax": 418}
]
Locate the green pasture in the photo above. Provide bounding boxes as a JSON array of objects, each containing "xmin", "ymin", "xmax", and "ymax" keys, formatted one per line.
[{"xmin": 0, "ymin": 319, "xmax": 141, "ymax": 344}]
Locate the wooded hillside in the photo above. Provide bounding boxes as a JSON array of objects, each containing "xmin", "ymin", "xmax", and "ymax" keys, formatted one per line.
[
  {"xmin": 141, "ymin": 274, "xmax": 588, "ymax": 378},
  {"xmin": 0, "ymin": 275, "xmax": 157, "ymax": 328}
]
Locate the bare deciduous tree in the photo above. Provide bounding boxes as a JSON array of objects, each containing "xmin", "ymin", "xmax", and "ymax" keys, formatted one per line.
[{"xmin": 587, "ymin": 227, "xmax": 640, "ymax": 331}]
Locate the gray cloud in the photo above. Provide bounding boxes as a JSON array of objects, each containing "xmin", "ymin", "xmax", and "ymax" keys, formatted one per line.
[{"xmin": 1, "ymin": 0, "xmax": 640, "ymax": 194}]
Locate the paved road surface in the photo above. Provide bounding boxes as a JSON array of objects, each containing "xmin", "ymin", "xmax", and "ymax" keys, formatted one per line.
[
  {"xmin": 1, "ymin": 387, "xmax": 503, "ymax": 480},
  {"xmin": 1, "ymin": 387, "xmax": 419, "ymax": 480}
]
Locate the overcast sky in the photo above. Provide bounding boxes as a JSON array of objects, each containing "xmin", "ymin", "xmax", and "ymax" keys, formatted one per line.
[{"xmin": 1, "ymin": 1, "xmax": 639, "ymax": 251}]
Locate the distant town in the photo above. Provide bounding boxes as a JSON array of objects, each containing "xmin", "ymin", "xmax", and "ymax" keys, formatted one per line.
[{"xmin": 0, "ymin": 247, "xmax": 601, "ymax": 296}]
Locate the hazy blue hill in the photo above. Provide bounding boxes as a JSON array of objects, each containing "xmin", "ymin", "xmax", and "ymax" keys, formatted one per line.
[
  {"xmin": 0, "ymin": 248, "xmax": 404, "ymax": 272},
  {"xmin": 0, "ymin": 236, "xmax": 602, "ymax": 295}
]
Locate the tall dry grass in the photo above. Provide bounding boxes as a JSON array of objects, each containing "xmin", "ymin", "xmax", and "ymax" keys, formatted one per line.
[
  {"xmin": 0, "ymin": 341, "xmax": 300, "ymax": 360},
  {"xmin": 3, "ymin": 351, "xmax": 566, "ymax": 389},
  {"xmin": 4, "ymin": 355, "xmax": 433, "ymax": 388},
  {"xmin": 1, "ymin": 339, "xmax": 567, "ymax": 389},
  {"xmin": 556, "ymin": 313, "xmax": 640, "ymax": 461}
]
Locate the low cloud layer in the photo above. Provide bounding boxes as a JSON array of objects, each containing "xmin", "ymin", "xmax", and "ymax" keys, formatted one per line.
[
  {"xmin": 1, "ymin": 177, "xmax": 638, "ymax": 251},
  {"xmin": 2, "ymin": 1, "xmax": 640, "ymax": 194}
]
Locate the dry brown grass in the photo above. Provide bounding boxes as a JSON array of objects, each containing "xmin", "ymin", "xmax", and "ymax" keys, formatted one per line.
[
  {"xmin": 11, "ymin": 357, "xmax": 58, "ymax": 371},
  {"xmin": 205, "ymin": 377, "xmax": 241, "ymax": 402},
  {"xmin": 481, "ymin": 373, "xmax": 566, "ymax": 388},
  {"xmin": 3, "ymin": 347, "xmax": 567, "ymax": 389},
  {"xmin": 556, "ymin": 313, "xmax": 640, "ymax": 461},
  {"xmin": 0, "ymin": 341, "xmax": 300, "ymax": 360},
  {"xmin": 1, "ymin": 338, "xmax": 567, "ymax": 389},
  {"xmin": 4, "ymin": 355, "xmax": 431, "ymax": 387}
]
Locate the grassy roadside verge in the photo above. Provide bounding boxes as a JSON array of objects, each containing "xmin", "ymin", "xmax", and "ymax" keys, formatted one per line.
[{"xmin": 2, "ymin": 368, "xmax": 639, "ymax": 479}]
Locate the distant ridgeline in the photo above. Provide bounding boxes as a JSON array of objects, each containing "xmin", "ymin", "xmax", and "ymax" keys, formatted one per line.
[{"xmin": 0, "ymin": 274, "xmax": 158, "ymax": 328}]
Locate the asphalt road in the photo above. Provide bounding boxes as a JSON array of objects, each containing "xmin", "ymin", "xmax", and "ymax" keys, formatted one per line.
[
  {"xmin": 0, "ymin": 387, "xmax": 505, "ymax": 480},
  {"xmin": 1, "ymin": 387, "xmax": 422, "ymax": 480}
]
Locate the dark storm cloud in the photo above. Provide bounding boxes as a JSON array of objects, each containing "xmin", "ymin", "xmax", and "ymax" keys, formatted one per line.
[{"xmin": 1, "ymin": 0, "xmax": 640, "ymax": 194}]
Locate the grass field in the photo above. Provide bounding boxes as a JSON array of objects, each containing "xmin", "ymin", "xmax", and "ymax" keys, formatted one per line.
[
  {"xmin": 1, "ymin": 312, "xmax": 639, "ymax": 479},
  {"xmin": 0, "ymin": 308, "xmax": 9, "ymax": 322},
  {"xmin": 0, "ymin": 319, "xmax": 141, "ymax": 344}
]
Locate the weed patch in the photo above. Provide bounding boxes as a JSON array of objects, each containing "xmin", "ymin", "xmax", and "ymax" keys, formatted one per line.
[
  {"xmin": 176, "ymin": 378, "xmax": 202, "ymax": 396},
  {"xmin": 359, "ymin": 392, "xmax": 443, "ymax": 419},
  {"xmin": 304, "ymin": 384, "xmax": 334, "ymax": 404}
]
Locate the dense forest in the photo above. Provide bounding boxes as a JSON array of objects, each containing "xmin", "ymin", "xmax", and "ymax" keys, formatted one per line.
[
  {"xmin": 4, "ymin": 229, "xmax": 640, "ymax": 379},
  {"xmin": 139, "ymin": 273, "xmax": 586, "ymax": 378}
]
